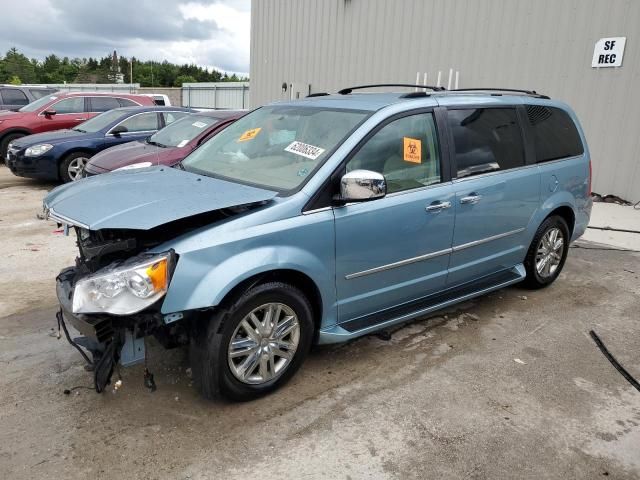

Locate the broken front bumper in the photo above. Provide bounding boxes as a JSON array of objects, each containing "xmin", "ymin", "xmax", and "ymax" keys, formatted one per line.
[{"xmin": 56, "ymin": 267, "xmax": 115, "ymax": 343}]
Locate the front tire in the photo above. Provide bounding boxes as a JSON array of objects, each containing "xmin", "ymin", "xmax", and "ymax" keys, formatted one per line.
[
  {"xmin": 190, "ymin": 282, "xmax": 314, "ymax": 401},
  {"xmin": 0, "ymin": 133, "xmax": 26, "ymax": 164},
  {"xmin": 59, "ymin": 152, "xmax": 91, "ymax": 183},
  {"xmin": 523, "ymin": 215, "xmax": 570, "ymax": 289}
]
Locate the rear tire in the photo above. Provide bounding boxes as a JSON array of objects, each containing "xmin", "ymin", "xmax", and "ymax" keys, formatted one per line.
[
  {"xmin": 523, "ymin": 215, "xmax": 570, "ymax": 289},
  {"xmin": 59, "ymin": 152, "xmax": 91, "ymax": 183},
  {"xmin": 0, "ymin": 133, "xmax": 26, "ymax": 164},
  {"xmin": 190, "ymin": 282, "xmax": 314, "ymax": 401}
]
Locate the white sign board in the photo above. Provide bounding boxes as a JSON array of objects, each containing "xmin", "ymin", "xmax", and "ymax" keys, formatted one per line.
[{"xmin": 592, "ymin": 37, "xmax": 626, "ymax": 67}]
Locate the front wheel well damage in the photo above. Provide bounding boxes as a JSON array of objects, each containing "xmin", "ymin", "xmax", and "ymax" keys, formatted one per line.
[{"xmin": 215, "ymin": 269, "xmax": 323, "ymax": 331}]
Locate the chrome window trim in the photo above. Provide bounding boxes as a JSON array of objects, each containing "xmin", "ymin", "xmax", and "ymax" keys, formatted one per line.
[
  {"xmin": 106, "ymin": 111, "xmax": 160, "ymax": 136},
  {"xmin": 452, "ymin": 163, "xmax": 538, "ymax": 183},
  {"xmin": 345, "ymin": 247, "xmax": 453, "ymax": 280},
  {"xmin": 452, "ymin": 228, "xmax": 525, "ymax": 252}
]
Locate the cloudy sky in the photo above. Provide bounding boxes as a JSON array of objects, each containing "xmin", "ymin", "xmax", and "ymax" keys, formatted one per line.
[{"xmin": 0, "ymin": 0, "xmax": 251, "ymax": 75}]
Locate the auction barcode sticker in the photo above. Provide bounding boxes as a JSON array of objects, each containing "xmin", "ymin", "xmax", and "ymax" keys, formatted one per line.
[{"xmin": 284, "ymin": 141, "xmax": 325, "ymax": 160}]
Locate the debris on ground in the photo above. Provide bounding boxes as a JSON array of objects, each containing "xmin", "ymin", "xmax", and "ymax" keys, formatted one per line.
[{"xmin": 514, "ymin": 358, "xmax": 527, "ymax": 365}]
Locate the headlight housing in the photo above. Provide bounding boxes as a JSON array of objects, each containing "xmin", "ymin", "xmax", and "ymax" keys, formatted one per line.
[
  {"xmin": 114, "ymin": 162, "xmax": 153, "ymax": 171},
  {"xmin": 25, "ymin": 144, "xmax": 54, "ymax": 157},
  {"xmin": 72, "ymin": 253, "xmax": 172, "ymax": 315}
]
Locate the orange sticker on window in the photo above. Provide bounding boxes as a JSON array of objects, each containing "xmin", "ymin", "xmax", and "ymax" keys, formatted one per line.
[
  {"xmin": 238, "ymin": 127, "xmax": 261, "ymax": 142},
  {"xmin": 403, "ymin": 137, "xmax": 422, "ymax": 163}
]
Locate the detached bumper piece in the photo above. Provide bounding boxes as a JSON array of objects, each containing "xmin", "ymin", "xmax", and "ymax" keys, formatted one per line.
[{"xmin": 56, "ymin": 267, "xmax": 160, "ymax": 393}]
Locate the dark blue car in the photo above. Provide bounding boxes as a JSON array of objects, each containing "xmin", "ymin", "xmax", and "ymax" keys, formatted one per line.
[{"xmin": 6, "ymin": 106, "xmax": 194, "ymax": 182}]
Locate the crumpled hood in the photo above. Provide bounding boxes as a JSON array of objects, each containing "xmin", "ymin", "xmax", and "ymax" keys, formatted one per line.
[{"xmin": 43, "ymin": 166, "xmax": 277, "ymax": 231}]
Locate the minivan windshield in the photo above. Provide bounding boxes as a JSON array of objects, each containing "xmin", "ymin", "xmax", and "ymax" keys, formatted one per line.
[
  {"xmin": 181, "ymin": 106, "xmax": 368, "ymax": 191},
  {"xmin": 149, "ymin": 114, "xmax": 220, "ymax": 148},
  {"xmin": 72, "ymin": 109, "xmax": 129, "ymax": 133},
  {"xmin": 19, "ymin": 95, "xmax": 57, "ymax": 112}
]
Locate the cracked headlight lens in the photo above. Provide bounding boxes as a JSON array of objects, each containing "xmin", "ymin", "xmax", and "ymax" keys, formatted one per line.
[
  {"xmin": 73, "ymin": 253, "xmax": 170, "ymax": 315},
  {"xmin": 25, "ymin": 144, "xmax": 54, "ymax": 157}
]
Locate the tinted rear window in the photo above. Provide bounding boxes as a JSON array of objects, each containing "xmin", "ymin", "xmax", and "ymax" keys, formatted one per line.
[
  {"xmin": 118, "ymin": 98, "xmax": 139, "ymax": 107},
  {"xmin": 448, "ymin": 108, "xmax": 525, "ymax": 178},
  {"xmin": 89, "ymin": 96, "xmax": 121, "ymax": 112},
  {"xmin": 1, "ymin": 88, "xmax": 29, "ymax": 106},
  {"xmin": 525, "ymin": 105, "xmax": 584, "ymax": 162}
]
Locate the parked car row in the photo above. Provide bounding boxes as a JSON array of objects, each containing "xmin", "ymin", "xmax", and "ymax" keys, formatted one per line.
[
  {"xmin": 2, "ymin": 90, "xmax": 246, "ymax": 182},
  {"xmin": 43, "ymin": 85, "xmax": 592, "ymax": 401}
]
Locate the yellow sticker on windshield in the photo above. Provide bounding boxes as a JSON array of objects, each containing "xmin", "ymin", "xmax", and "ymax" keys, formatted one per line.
[
  {"xmin": 403, "ymin": 137, "xmax": 421, "ymax": 163},
  {"xmin": 238, "ymin": 127, "xmax": 261, "ymax": 142}
]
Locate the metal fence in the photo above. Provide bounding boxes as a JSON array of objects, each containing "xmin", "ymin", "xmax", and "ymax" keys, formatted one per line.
[
  {"xmin": 182, "ymin": 82, "xmax": 250, "ymax": 110},
  {"xmin": 21, "ymin": 83, "xmax": 251, "ymax": 110}
]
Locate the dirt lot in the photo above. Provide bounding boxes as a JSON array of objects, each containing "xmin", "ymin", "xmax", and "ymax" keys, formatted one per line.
[{"xmin": 1, "ymin": 166, "xmax": 639, "ymax": 480}]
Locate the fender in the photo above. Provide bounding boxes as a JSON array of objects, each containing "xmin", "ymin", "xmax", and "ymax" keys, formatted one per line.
[{"xmin": 160, "ymin": 210, "xmax": 338, "ymax": 328}]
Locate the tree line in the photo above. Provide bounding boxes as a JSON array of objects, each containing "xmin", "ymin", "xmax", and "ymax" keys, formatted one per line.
[{"xmin": 0, "ymin": 47, "xmax": 247, "ymax": 87}]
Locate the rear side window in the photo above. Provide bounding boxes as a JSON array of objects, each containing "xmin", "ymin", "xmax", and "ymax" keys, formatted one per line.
[
  {"xmin": 89, "ymin": 97, "xmax": 121, "ymax": 112},
  {"xmin": 162, "ymin": 111, "xmax": 189, "ymax": 125},
  {"xmin": 1, "ymin": 88, "xmax": 29, "ymax": 106},
  {"xmin": 448, "ymin": 108, "xmax": 525, "ymax": 178},
  {"xmin": 118, "ymin": 98, "xmax": 139, "ymax": 107},
  {"xmin": 116, "ymin": 112, "xmax": 159, "ymax": 132},
  {"xmin": 525, "ymin": 105, "xmax": 584, "ymax": 162},
  {"xmin": 30, "ymin": 89, "xmax": 56, "ymax": 100}
]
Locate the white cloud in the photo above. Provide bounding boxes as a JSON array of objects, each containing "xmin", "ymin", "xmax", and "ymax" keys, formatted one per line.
[{"xmin": 0, "ymin": 0, "xmax": 251, "ymax": 75}]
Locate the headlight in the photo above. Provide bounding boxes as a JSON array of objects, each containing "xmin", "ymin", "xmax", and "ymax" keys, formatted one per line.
[
  {"xmin": 114, "ymin": 162, "xmax": 153, "ymax": 171},
  {"xmin": 25, "ymin": 144, "xmax": 54, "ymax": 157},
  {"xmin": 72, "ymin": 253, "xmax": 172, "ymax": 315}
]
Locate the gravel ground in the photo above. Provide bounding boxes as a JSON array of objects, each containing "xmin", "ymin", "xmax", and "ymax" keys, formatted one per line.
[{"xmin": 0, "ymin": 166, "xmax": 639, "ymax": 480}]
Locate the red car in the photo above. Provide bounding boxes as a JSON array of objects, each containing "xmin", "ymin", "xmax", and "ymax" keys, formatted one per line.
[
  {"xmin": 0, "ymin": 92, "xmax": 155, "ymax": 159},
  {"xmin": 84, "ymin": 110, "xmax": 246, "ymax": 175}
]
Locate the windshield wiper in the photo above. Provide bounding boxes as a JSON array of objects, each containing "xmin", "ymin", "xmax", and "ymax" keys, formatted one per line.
[
  {"xmin": 147, "ymin": 139, "xmax": 167, "ymax": 148},
  {"xmin": 73, "ymin": 128, "xmax": 87, "ymax": 133}
]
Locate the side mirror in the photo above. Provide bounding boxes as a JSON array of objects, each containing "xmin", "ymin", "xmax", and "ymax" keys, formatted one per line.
[
  {"xmin": 43, "ymin": 109, "xmax": 56, "ymax": 116},
  {"xmin": 110, "ymin": 125, "xmax": 128, "ymax": 137},
  {"xmin": 340, "ymin": 169, "xmax": 387, "ymax": 202}
]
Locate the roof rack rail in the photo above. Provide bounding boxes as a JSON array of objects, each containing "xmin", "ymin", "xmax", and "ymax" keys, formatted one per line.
[
  {"xmin": 449, "ymin": 88, "xmax": 550, "ymax": 99},
  {"xmin": 338, "ymin": 84, "xmax": 446, "ymax": 95},
  {"xmin": 306, "ymin": 92, "xmax": 330, "ymax": 98}
]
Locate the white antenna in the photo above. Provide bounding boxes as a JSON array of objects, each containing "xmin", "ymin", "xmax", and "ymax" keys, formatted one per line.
[
  {"xmin": 455, "ymin": 71, "xmax": 459, "ymax": 89},
  {"xmin": 447, "ymin": 68, "xmax": 453, "ymax": 90},
  {"xmin": 423, "ymin": 72, "xmax": 427, "ymax": 86},
  {"xmin": 415, "ymin": 72, "xmax": 420, "ymax": 91},
  {"xmin": 436, "ymin": 71, "xmax": 442, "ymax": 87}
]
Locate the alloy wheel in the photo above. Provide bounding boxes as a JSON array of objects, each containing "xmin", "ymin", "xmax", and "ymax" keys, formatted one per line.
[
  {"xmin": 535, "ymin": 227, "xmax": 564, "ymax": 278},
  {"xmin": 227, "ymin": 303, "xmax": 300, "ymax": 385},
  {"xmin": 68, "ymin": 157, "xmax": 89, "ymax": 181}
]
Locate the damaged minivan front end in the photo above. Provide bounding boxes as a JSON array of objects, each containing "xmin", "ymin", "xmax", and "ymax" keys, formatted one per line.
[{"xmin": 44, "ymin": 166, "xmax": 277, "ymax": 392}]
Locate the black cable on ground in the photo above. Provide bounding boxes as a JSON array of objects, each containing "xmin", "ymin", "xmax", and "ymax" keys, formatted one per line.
[
  {"xmin": 56, "ymin": 310, "xmax": 93, "ymax": 366},
  {"xmin": 63, "ymin": 385, "xmax": 94, "ymax": 395},
  {"xmin": 588, "ymin": 226, "xmax": 640, "ymax": 235},
  {"xmin": 589, "ymin": 330, "xmax": 640, "ymax": 393},
  {"xmin": 570, "ymin": 244, "xmax": 640, "ymax": 253}
]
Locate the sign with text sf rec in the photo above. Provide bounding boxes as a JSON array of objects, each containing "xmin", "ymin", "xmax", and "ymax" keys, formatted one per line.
[{"xmin": 592, "ymin": 37, "xmax": 626, "ymax": 68}]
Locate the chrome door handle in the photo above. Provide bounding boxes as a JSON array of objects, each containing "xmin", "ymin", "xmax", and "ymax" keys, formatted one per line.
[
  {"xmin": 460, "ymin": 194, "xmax": 482, "ymax": 205},
  {"xmin": 75, "ymin": 118, "xmax": 87, "ymax": 121},
  {"xmin": 425, "ymin": 201, "xmax": 452, "ymax": 212}
]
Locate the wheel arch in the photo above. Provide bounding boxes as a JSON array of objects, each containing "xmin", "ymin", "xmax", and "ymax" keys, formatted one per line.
[
  {"xmin": 0, "ymin": 128, "xmax": 32, "ymax": 142},
  {"xmin": 214, "ymin": 268, "xmax": 323, "ymax": 331},
  {"xmin": 546, "ymin": 205, "xmax": 575, "ymax": 237}
]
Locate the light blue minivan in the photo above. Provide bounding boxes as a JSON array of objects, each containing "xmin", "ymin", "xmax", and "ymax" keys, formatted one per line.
[{"xmin": 46, "ymin": 85, "xmax": 592, "ymax": 401}]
